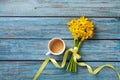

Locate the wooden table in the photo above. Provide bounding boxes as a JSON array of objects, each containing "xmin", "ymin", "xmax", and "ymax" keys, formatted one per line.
[{"xmin": 0, "ymin": 0, "xmax": 120, "ymax": 80}]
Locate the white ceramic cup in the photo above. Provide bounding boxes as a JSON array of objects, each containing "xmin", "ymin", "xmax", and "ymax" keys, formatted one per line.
[{"xmin": 46, "ymin": 38, "xmax": 65, "ymax": 55}]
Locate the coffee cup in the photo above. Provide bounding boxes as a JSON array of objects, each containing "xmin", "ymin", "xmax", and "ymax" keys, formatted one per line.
[{"xmin": 46, "ymin": 38, "xmax": 65, "ymax": 55}]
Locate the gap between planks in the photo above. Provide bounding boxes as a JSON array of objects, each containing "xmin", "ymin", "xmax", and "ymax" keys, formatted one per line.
[
  {"xmin": 0, "ymin": 16, "xmax": 119, "ymax": 18},
  {"xmin": 0, "ymin": 60, "xmax": 120, "ymax": 62},
  {"xmin": 0, "ymin": 38, "xmax": 119, "ymax": 40}
]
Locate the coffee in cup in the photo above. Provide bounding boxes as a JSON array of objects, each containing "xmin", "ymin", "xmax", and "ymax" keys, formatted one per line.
[{"xmin": 46, "ymin": 38, "xmax": 65, "ymax": 55}]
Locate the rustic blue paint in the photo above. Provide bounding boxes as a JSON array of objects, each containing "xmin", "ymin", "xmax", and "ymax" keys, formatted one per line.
[
  {"xmin": 0, "ymin": 40, "xmax": 119, "ymax": 61},
  {"xmin": 0, "ymin": 0, "xmax": 119, "ymax": 80},
  {"xmin": 0, "ymin": 0, "xmax": 120, "ymax": 16},
  {"xmin": 0, "ymin": 61, "xmax": 120, "ymax": 80},
  {"xmin": 0, "ymin": 18, "xmax": 119, "ymax": 39}
]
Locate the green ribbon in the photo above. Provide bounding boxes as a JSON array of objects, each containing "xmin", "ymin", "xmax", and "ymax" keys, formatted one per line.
[
  {"xmin": 33, "ymin": 48, "xmax": 120, "ymax": 80},
  {"xmin": 77, "ymin": 62, "xmax": 120, "ymax": 80},
  {"xmin": 33, "ymin": 49, "xmax": 71, "ymax": 80}
]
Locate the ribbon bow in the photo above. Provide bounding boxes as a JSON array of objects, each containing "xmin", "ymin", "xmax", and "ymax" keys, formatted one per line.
[{"xmin": 69, "ymin": 47, "xmax": 81, "ymax": 62}]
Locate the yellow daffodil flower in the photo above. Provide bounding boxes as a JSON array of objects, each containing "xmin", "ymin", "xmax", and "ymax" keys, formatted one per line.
[{"xmin": 67, "ymin": 16, "xmax": 94, "ymax": 41}]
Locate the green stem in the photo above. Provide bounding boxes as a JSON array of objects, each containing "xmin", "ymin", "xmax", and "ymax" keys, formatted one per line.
[
  {"xmin": 72, "ymin": 58, "xmax": 74, "ymax": 72},
  {"xmin": 78, "ymin": 40, "xmax": 82, "ymax": 48},
  {"xmin": 74, "ymin": 59, "xmax": 77, "ymax": 72},
  {"xmin": 75, "ymin": 40, "xmax": 82, "ymax": 48},
  {"xmin": 72, "ymin": 59, "xmax": 76, "ymax": 72},
  {"xmin": 66, "ymin": 40, "xmax": 82, "ymax": 72},
  {"xmin": 70, "ymin": 58, "xmax": 74, "ymax": 71},
  {"xmin": 66, "ymin": 56, "xmax": 72, "ymax": 71},
  {"xmin": 70, "ymin": 58, "xmax": 73, "ymax": 71},
  {"xmin": 66, "ymin": 55, "xmax": 77, "ymax": 72}
]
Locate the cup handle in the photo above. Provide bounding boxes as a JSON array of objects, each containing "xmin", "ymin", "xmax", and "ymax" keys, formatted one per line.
[{"xmin": 46, "ymin": 51, "xmax": 50, "ymax": 55}]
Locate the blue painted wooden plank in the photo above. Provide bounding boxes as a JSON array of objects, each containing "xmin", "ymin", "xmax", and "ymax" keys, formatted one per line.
[
  {"xmin": 0, "ymin": 17, "xmax": 120, "ymax": 39},
  {"xmin": 0, "ymin": 0, "xmax": 120, "ymax": 16},
  {"xmin": 0, "ymin": 61, "xmax": 120, "ymax": 80},
  {"xmin": 0, "ymin": 40, "xmax": 119, "ymax": 61}
]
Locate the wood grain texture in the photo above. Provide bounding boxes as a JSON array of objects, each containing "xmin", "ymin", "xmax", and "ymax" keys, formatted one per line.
[
  {"xmin": 0, "ymin": 0, "xmax": 120, "ymax": 80},
  {"xmin": 0, "ymin": 0, "xmax": 120, "ymax": 16},
  {"xmin": 0, "ymin": 39, "xmax": 119, "ymax": 61},
  {"xmin": 0, "ymin": 17, "xmax": 120, "ymax": 39},
  {"xmin": 0, "ymin": 61, "xmax": 120, "ymax": 80}
]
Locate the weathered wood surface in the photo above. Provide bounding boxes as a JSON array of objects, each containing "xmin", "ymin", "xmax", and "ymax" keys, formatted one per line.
[
  {"xmin": 0, "ymin": 18, "xmax": 120, "ymax": 39},
  {"xmin": 0, "ymin": 0, "xmax": 120, "ymax": 80},
  {"xmin": 0, "ymin": 61, "xmax": 120, "ymax": 80},
  {"xmin": 0, "ymin": 0, "xmax": 120, "ymax": 17},
  {"xmin": 0, "ymin": 40, "xmax": 120, "ymax": 61}
]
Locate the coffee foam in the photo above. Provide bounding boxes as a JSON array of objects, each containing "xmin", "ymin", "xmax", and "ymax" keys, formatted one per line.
[{"xmin": 50, "ymin": 39, "xmax": 64, "ymax": 53}]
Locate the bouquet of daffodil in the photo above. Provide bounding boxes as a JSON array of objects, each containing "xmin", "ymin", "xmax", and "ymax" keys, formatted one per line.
[
  {"xmin": 66, "ymin": 16, "xmax": 94, "ymax": 72},
  {"xmin": 33, "ymin": 16, "xmax": 120, "ymax": 80}
]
